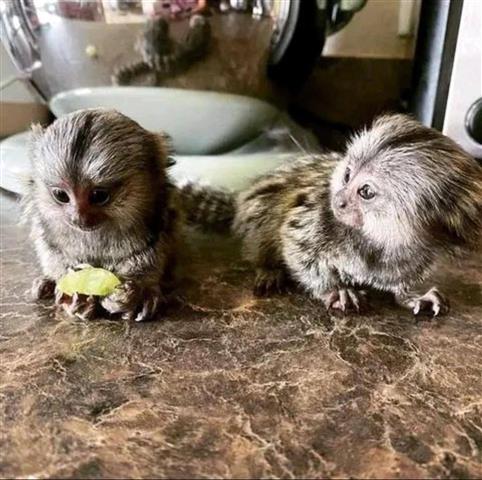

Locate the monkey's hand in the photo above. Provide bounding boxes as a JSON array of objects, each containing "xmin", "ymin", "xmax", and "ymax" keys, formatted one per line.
[
  {"xmin": 31, "ymin": 276, "xmax": 56, "ymax": 300},
  {"xmin": 397, "ymin": 287, "xmax": 449, "ymax": 317},
  {"xmin": 56, "ymin": 292, "xmax": 98, "ymax": 320},
  {"xmin": 322, "ymin": 287, "xmax": 367, "ymax": 313},
  {"xmin": 253, "ymin": 268, "xmax": 288, "ymax": 296},
  {"xmin": 55, "ymin": 289, "xmax": 97, "ymax": 320},
  {"xmin": 100, "ymin": 280, "xmax": 163, "ymax": 322}
]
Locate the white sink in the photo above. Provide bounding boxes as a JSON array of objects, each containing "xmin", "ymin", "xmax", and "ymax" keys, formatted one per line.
[
  {"xmin": 2, "ymin": 88, "xmax": 314, "ymax": 195},
  {"xmin": 50, "ymin": 87, "xmax": 281, "ymax": 155},
  {"xmin": 0, "ymin": 131, "xmax": 292, "ymax": 194}
]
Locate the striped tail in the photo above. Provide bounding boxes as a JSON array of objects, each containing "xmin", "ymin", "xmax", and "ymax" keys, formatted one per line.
[
  {"xmin": 111, "ymin": 61, "xmax": 150, "ymax": 86},
  {"xmin": 180, "ymin": 184, "xmax": 236, "ymax": 233}
]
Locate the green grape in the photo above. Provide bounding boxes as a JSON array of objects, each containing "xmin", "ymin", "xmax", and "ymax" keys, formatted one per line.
[{"xmin": 57, "ymin": 268, "xmax": 121, "ymax": 297}]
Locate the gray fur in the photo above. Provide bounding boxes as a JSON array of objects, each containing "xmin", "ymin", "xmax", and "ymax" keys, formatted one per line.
[
  {"xmin": 138, "ymin": 17, "xmax": 175, "ymax": 70},
  {"xmin": 23, "ymin": 108, "xmax": 181, "ymax": 321},
  {"xmin": 184, "ymin": 114, "xmax": 482, "ymax": 315},
  {"xmin": 181, "ymin": 183, "xmax": 235, "ymax": 233}
]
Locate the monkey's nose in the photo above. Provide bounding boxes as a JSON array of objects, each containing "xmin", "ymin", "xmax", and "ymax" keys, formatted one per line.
[{"xmin": 336, "ymin": 198, "xmax": 347, "ymax": 209}]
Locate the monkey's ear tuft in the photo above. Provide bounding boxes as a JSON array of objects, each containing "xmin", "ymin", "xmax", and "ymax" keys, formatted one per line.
[
  {"xmin": 18, "ymin": 173, "xmax": 35, "ymax": 192},
  {"xmin": 30, "ymin": 123, "xmax": 45, "ymax": 142},
  {"xmin": 29, "ymin": 123, "xmax": 46, "ymax": 157},
  {"xmin": 154, "ymin": 132, "xmax": 176, "ymax": 168},
  {"xmin": 30, "ymin": 122, "xmax": 44, "ymax": 135}
]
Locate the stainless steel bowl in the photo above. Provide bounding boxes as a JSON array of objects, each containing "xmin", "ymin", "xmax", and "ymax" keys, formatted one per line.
[{"xmin": 1, "ymin": 0, "xmax": 365, "ymax": 104}]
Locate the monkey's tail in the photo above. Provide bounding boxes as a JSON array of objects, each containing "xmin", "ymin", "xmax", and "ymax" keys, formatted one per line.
[
  {"xmin": 111, "ymin": 60, "xmax": 150, "ymax": 86},
  {"xmin": 179, "ymin": 183, "xmax": 236, "ymax": 234}
]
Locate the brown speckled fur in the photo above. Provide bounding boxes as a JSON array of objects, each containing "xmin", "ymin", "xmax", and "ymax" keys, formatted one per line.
[{"xmin": 184, "ymin": 114, "xmax": 482, "ymax": 315}]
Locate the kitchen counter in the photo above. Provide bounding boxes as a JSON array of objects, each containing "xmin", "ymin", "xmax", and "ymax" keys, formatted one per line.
[{"xmin": 1, "ymin": 191, "xmax": 481, "ymax": 478}]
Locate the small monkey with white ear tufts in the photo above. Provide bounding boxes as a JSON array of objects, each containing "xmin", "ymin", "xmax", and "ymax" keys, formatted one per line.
[
  {"xmin": 182, "ymin": 114, "xmax": 482, "ymax": 316},
  {"xmin": 23, "ymin": 108, "xmax": 181, "ymax": 321}
]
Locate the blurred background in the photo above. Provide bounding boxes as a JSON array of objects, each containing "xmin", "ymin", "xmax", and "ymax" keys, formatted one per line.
[
  {"xmin": 1, "ymin": 0, "xmax": 480, "ymax": 193},
  {"xmin": 0, "ymin": 0, "xmax": 417, "ymax": 134}
]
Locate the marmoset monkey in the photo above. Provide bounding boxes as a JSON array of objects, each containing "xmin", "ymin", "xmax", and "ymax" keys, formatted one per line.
[
  {"xmin": 23, "ymin": 108, "xmax": 180, "ymax": 321},
  {"xmin": 112, "ymin": 15, "xmax": 211, "ymax": 86},
  {"xmin": 182, "ymin": 114, "xmax": 482, "ymax": 315}
]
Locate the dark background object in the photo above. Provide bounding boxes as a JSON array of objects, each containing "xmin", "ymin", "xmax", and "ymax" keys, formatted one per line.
[
  {"xmin": 409, "ymin": 0, "xmax": 481, "ymax": 160},
  {"xmin": 465, "ymin": 98, "xmax": 482, "ymax": 145},
  {"xmin": 268, "ymin": 0, "xmax": 365, "ymax": 89},
  {"xmin": 268, "ymin": 0, "xmax": 328, "ymax": 88},
  {"xmin": 409, "ymin": 0, "xmax": 463, "ymax": 130}
]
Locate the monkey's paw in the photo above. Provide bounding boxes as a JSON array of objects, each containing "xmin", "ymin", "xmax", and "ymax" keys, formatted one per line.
[
  {"xmin": 56, "ymin": 290, "xmax": 97, "ymax": 320},
  {"xmin": 31, "ymin": 277, "xmax": 56, "ymax": 300},
  {"xmin": 253, "ymin": 268, "xmax": 287, "ymax": 297},
  {"xmin": 408, "ymin": 287, "xmax": 449, "ymax": 317},
  {"xmin": 101, "ymin": 281, "xmax": 162, "ymax": 322},
  {"xmin": 323, "ymin": 288, "xmax": 367, "ymax": 313}
]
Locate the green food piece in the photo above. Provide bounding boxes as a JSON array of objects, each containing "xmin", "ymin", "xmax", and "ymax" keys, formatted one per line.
[{"xmin": 57, "ymin": 268, "xmax": 121, "ymax": 297}]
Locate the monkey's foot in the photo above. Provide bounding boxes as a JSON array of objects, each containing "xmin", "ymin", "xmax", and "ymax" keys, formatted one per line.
[
  {"xmin": 403, "ymin": 287, "xmax": 449, "ymax": 317},
  {"xmin": 322, "ymin": 288, "xmax": 367, "ymax": 313},
  {"xmin": 56, "ymin": 291, "xmax": 97, "ymax": 320},
  {"xmin": 253, "ymin": 268, "xmax": 287, "ymax": 297},
  {"xmin": 101, "ymin": 281, "xmax": 162, "ymax": 322},
  {"xmin": 31, "ymin": 277, "xmax": 56, "ymax": 300}
]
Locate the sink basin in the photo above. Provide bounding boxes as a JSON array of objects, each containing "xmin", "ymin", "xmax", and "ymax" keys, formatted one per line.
[
  {"xmin": 0, "ymin": 130, "xmax": 292, "ymax": 194},
  {"xmin": 50, "ymin": 87, "xmax": 281, "ymax": 155},
  {"xmin": 2, "ymin": 88, "xmax": 313, "ymax": 195}
]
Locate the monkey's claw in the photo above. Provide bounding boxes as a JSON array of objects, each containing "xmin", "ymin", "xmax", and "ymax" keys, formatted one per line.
[
  {"xmin": 57, "ymin": 291, "xmax": 97, "ymax": 320},
  {"xmin": 132, "ymin": 294, "xmax": 161, "ymax": 323},
  {"xmin": 253, "ymin": 268, "xmax": 287, "ymax": 297},
  {"xmin": 101, "ymin": 281, "xmax": 137, "ymax": 315},
  {"xmin": 101, "ymin": 281, "xmax": 162, "ymax": 322},
  {"xmin": 323, "ymin": 288, "xmax": 367, "ymax": 313},
  {"xmin": 411, "ymin": 287, "xmax": 449, "ymax": 317}
]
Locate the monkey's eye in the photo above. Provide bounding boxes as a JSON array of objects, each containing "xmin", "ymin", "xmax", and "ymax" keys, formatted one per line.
[
  {"xmin": 51, "ymin": 188, "xmax": 70, "ymax": 204},
  {"xmin": 89, "ymin": 188, "xmax": 110, "ymax": 206},
  {"xmin": 343, "ymin": 167, "xmax": 351, "ymax": 184},
  {"xmin": 358, "ymin": 184, "xmax": 376, "ymax": 200}
]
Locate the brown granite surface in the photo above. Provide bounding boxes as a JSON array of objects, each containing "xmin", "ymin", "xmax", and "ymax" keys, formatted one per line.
[{"xmin": 1, "ymin": 191, "xmax": 481, "ymax": 479}]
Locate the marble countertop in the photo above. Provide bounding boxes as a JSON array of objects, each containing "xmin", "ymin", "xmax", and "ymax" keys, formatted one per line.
[{"xmin": 1, "ymin": 191, "xmax": 481, "ymax": 478}]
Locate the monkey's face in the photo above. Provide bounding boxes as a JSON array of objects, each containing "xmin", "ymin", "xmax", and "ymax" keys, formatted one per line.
[
  {"xmin": 31, "ymin": 109, "xmax": 167, "ymax": 234},
  {"xmin": 45, "ymin": 182, "xmax": 111, "ymax": 231},
  {"xmin": 330, "ymin": 113, "xmax": 482, "ymax": 251},
  {"xmin": 331, "ymin": 161, "xmax": 378, "ymax": 230},
  {"xmin": 329, "ymin": 120, "xmax": 425, "ymax": 249},
  {"xmin": 40, "ymin": 175, "xmax": 156, "ymax": 233},
  {"xmin": 35, "ymin": 164, "xmax": 159, "ymax": 234},
  {"xmin": 332, "ymin": 158, "xmax": 421, "ymax": 250}
]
